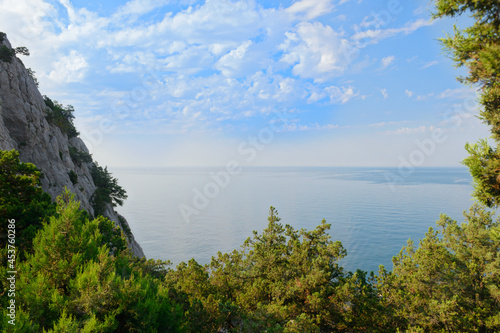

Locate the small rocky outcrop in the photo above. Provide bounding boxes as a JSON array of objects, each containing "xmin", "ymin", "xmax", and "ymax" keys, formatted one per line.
[{"xmin": 0, "ymin": 34, "xmax": 144, "ymax": 257}]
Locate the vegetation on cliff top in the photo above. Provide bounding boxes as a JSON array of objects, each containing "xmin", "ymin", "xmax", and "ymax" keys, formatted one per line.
[{"xmin": 43, "ymin": 96, "xmax": 79, "ymax": 139}]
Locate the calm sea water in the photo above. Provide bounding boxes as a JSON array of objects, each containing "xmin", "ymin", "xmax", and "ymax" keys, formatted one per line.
[{"xmin": 114, "ymin": 167, "xmax": 474, "ymax": 273}]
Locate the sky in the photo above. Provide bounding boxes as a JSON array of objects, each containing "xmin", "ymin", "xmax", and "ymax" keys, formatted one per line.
[{"xmin": 0, "ymin": 0, "xmax": 490, "ymax": 167}]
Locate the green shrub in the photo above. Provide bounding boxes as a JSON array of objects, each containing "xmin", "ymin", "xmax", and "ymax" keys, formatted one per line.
[
  {"xmin": 43, "ymin": 96, "xmax": 79, "ymax": 138},
  {"xmin": 27, "ymin": 68, "xmax": 39, "ymax": 87},
  {"xmin": 14, "ymin": 46, "xmax": 29, "ymax": 56},
  {"xmin": 0, "ymin": 149, "xmax": 56, "ymax": 257},
  {"xmin": 90, "ymin": 163, "xmax": 127, "ymax": 217},
  {"xmin": 68, "ymin": 170, "xmax": 78, "ymax": 185},
  {"xmin": 68, "ymin": 146, "xmax": 92, "ymax": 166},
  {"xmin": 0, "ymin": 45, "xmax": 14, "ymax": 62},
  {"xmin": 118, "ymin": 215, "xmax": 132, "ymax": 240},
  {"xmin": 0, "ymin": 34, "xmax": 30, "ymax": 63}
]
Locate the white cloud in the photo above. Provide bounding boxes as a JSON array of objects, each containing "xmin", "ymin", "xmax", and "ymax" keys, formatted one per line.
[
  {"xmin": 381, "ymin": 55, "xmax": 395, "ymax": 68},
  {"xmin": 92, "ymin": 0, "xmax": 272, "ymax": 56},
  {"xmin": 48, "ymin": 50, "xmax": 88, "ymax": 82},
  {"xmin": 369, "ymin": 120, "xmax": 411, "ymax": 127},
  {"xmin": 0, "ymin": 0, "xmax": 56, "ymax": 41},
  {"xmin": 297, "ymin": 123, "xmax": 340, "ymax": 131},
  {"xmin": 353, "ymin": 19, "xmax": 433, "ymax": 46},
  {"xmin": 286, "ymin": 0, "xmax": 336, "ymax": 20},
  {"xmin": 307, "ymin": 89, "xmax": 327, "ymax": 103},
  {"xmin": 421, "ymin": 60, "xmax": 439, "ymax": 69},
  {"xmin": 163, "ymin": 45, "xmax": 215, "ymax": 74},
  {"xmin": 380, "ymin": 88, "xmax": 388, "ymax": 99},
  {"xmin": 405, "ymin": 90, "xmax": 413, "ymax": 98},
  {"xmin": 384, "ymin": 125, "xmax": 437, "ymax": 135},
  {"xmin": 281, "ymin": 122, "xmax": 340, "ymax": 132},
  {"xmin": 167, "ymin": 0, "xmax": 265, "ymax": 44},
  {"xmin": 0, "ymin": 0, "xmax": 452, "ymax": 142},
  {"xmin": 416, "ymin": 93, "xmax": 434, "ymax": 101},
  {"xmin": 325, "ymin": 85, "xmax": 356, "ymax": 104},
  {"xmin": 274, "ymin": 77, "xmax": 300, "ymax": 102},
  {"xmin": 438, "ymin": 87, "xmax": 477, "ymax": 99},
  {"xmin": 280, "ymin": 21, "xmax": 355, "ymax": 81},
  {"xmin": 114, "ymin": 0, "xmax": 172, "ymax": 20},
  {"xmin": 407, "ymin": 56, "xmax": 418, "ymax": 63},
  {"xmin": 413, "ymin": 5, "xmax": 428, "ymax": 15},
  {"xmin": 107, "ymin": 51, "xmax": 158, "ymax": 73},
  {"xmin": 111, "ymin": 70, "xmax": 312, "ymax": 132},
  {"xmin": 216, "ymin": 40, "xmax": 253, "ymax": 77},
  {"xmin": 246, "ymin": 71, "xmax": 304, "ymax": 103}
]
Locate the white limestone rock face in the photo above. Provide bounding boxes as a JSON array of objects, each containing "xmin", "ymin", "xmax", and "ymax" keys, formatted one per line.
[{"xmin": 0, "ymin": 35, "xmax": 144, "ymax": 258}]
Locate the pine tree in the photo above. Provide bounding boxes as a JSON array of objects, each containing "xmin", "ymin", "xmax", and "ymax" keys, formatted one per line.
[
  {"xmin": 381, "ymin": 204, "xmax": 500, "ymax": 331},
  {"xmin": 90, "ymin": 163, "xmax": 127, "ymax": 217},
  {"xmin": 166, "ymin": 207, "xmax": 359, "ymax": 332},
  {"xmin": 4, "ymin": 188, "xmax": 184, "ymax": 332},
  {"xmin": 433, "ymin": 0, "xmax": 500, "ymax": 207}
]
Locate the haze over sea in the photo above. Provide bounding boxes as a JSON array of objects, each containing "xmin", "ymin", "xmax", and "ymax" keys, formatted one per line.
[{"xmin": 115, "ymin": 167, "xmax": 473, "ymax": 273}]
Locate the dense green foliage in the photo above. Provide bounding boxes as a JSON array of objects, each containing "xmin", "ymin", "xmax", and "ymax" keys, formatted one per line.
[
  {"xmin": 0, "ymin": 152, "xmax": 184, "ymax": 332},
  {"xmin": 0, "ymin": 36, "xmax": 29, "ymax": 63},
  {"xmin": 90, "ymin": 163, "xmax": 127, "ymax": 217},
  {"xmin": 69, "ymin": 146, "xmax": 93, "ymax": 166},
  {"xmin": 165, "ymin": 208, "xmax": 393, "ymax": 332},
  {"xmin": 0, "ymin": 150, "xmax": 55, "ymax": 256},
  {"xmin": 380, "ymin": 205, "xmax": 500, "ymax": 332},
  {"xmin": 68, "ymin": 170, "xmax": 78, "ymax": 185},
  {"xmin": 1, "ymin": 190, "xmax": 184, "ymax": 332},
  {"xmin": 43, "ymin": 96, "xmax": 79, "ymax": 138},
  {"xmin": 433, "ymin": 0, "xmax": 500, "ymax": 207},
  {"xmin": 13, "ymin": 47, "xmax": 29, "ymax": 57},
  {"xmin": 118, "ymin": 214, "xmax": 132, "ymax": 240},
  {"xmin": 0, "ymin": 45, "xmax": 14, "ymax": 63}
]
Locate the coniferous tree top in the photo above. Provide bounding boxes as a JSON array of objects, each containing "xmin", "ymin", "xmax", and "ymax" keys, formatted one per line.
[{"xmin": 434, "ymin": 0, "xmax": 500, "ymax": 207}]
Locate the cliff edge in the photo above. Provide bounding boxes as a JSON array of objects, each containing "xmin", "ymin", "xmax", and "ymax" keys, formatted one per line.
[{"xmin": 0, "ymin": 34, "xmax": 144, "ymax": 257}]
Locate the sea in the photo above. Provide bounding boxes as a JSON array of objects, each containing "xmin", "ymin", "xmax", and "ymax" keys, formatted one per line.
[{"xmin": 114, "ymin": 167, "xmax": 475, "ymax": 274}]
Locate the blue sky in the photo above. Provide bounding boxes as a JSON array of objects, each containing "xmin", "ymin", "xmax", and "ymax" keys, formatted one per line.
[{"xmin": 0, "ymin": 0, "xmax": 489, "ymax": 167}]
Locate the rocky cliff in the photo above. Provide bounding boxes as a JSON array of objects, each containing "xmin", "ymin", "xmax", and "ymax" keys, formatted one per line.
[{"xmin": 0, "ymin": 34, "xmax": 144, "ymax": 257}]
